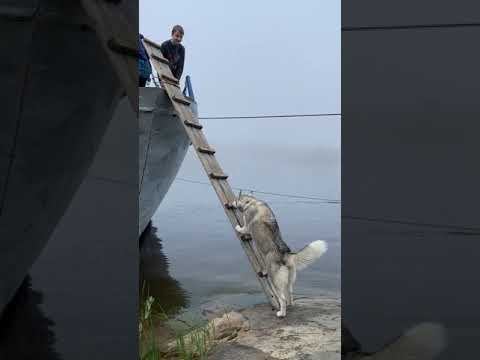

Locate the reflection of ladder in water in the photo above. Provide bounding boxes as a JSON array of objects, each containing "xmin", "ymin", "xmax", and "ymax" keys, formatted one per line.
[{"xmin": 142, "ymin": 37, "xmax": 280, "ymax": 309}]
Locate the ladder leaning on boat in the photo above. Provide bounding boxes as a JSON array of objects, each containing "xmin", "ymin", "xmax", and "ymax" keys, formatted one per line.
[{"xmin": 142, "ymin": 36, "xmax": 282, "ymax": 310}]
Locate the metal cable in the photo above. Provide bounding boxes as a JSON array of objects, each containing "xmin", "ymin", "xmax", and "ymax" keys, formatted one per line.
[
  {"xmin": 175, "ymin": 177, "xmax": 340, "ymax": 204},
  {"xmin": 198, "ymin": 113, "xmax": 341, "ymax": 120}
]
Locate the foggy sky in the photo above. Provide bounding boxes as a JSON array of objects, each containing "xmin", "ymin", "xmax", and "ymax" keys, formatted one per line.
[{"xmin": 140, "ymin": 0, "xmax": 340, "ymax": 148}]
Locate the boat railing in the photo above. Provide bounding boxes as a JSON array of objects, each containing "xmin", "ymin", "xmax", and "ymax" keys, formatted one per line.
[
  {"xmin": 147, "ymin": 72, "xmax": 195, "ymax": 103},
  {"xmin": 182, "ymin": 75, "xmax": 195, "ymax": 102},
  {"xmin": 150, "ymin": 73, "xmax": 161, "ymax": 88}
]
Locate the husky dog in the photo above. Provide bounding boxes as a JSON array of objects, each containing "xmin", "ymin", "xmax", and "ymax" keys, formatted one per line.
[{"xmin": 232, "ymin": 194, "xmax": 327, "ymax": 318}]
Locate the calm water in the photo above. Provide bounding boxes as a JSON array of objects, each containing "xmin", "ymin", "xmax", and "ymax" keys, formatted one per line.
[{"xmin": 141, "ymin": 123, "xmax": 341, "ymax": 316}]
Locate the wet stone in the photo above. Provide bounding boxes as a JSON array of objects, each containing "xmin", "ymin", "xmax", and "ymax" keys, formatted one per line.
[{"xmin": 206, "ymin": 343, "xmax": 279, "ymax": 360}]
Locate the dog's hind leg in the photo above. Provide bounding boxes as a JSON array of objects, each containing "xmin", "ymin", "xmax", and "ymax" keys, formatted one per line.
[
  {"xmin": 272, "ymin": 266, "xmax": 289, "ymax": 318},
  {"xmin": 260, "ymin": 252, "xmax": 276, "ymax": 278},
  {"xmin": 269, "ymin": 280, "xmax": 282, "ymax": 310},
  {"xmin": 268, "ymin": 262, "xmax": 282, "ymax": 310},
  {"xmin": 287, "ymin": 266, "xmax": 296, "ymax": 306}
]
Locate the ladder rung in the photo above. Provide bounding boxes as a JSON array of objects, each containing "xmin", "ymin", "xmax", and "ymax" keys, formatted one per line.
[
  {"xmin": 160, "ymin": 74, "xmax": 179, "ymax": 85},
  {"xmin": 172, "ymin": 95, "xmax": 192, "ymax": 106},
  {"xmin": 209, "ymin": 172, "xmax": 228, "ymax": 180},
  {"xmin": 151, "ymin": 53, "xmax": 170, "ymax": 65},
  {"xmin": 184, "ymin": 120, "xmax": 203, "ymax": 129},
  {"xmin": 198, "ymin": 146, "xmax": 216, "ymax": 155},
  {"xmin": 184, "ymin": 95, "xmax": 195, "ymax": 103},
  {"xmin": 142, "ymin": 37, "xmax": 162, "ymax": 50},
  {"xmin": 241, "ymin": 234, "xmax": 252, "ymax": 241},
  {"xmin": 158, "ymin": 75, "xmax": 180, "ymax": 88}
]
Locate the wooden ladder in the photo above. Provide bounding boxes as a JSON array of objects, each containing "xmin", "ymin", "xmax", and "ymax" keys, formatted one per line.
[{"xmin": 142, "ymin": 38, "xmax": 280, "ymax": 309}]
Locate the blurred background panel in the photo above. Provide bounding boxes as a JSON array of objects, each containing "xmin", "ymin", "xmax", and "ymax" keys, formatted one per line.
[
  {"xmin": 342, "ymin": 1, "xmax": 480, "ymax": 358},
  {"xmin": 0, "ymin": 1, "xmax": 138, "ymax": 359}
]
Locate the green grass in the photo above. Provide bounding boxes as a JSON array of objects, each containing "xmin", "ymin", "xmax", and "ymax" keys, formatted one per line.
[
  {"xmin": 139, "ymin": 284, "xmax": 216, "ymax": 360},
  {"xmin": 174, "ymin": 321, "xmax": 215, "ymax": 360},
  {"xmin": 139, "ymin": 284, "xmax": 165, "ymax": 360}
]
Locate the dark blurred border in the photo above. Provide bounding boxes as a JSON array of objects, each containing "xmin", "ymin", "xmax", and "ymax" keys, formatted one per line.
[
  {"xmin": 342, "ymin": 1, "xmax": 480, "ymax": 358},
  {"xmin": 0, "ymin": 1, "xmax": 138, "ymax": 359}
]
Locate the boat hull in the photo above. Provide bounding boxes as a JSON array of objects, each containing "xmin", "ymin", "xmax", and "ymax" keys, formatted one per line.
[
  {"xmin": 138, "ymin": 87, "xmax": 194, "ymax": 235},
  {"xmin": 0, "ymin": 3, "xmax": 124, "ymax": 314}
]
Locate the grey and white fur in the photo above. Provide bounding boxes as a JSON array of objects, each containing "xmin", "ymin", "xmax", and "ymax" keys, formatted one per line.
[{"xmin": 232, "ymin": 194, "xmax": 327, "ymax": 318}]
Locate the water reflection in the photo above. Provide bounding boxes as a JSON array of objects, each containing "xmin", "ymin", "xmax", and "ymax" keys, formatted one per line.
[
  {"xmin": 140, "ymin": 224, "xmax": 189, "ymax": 314},
  {"xmin": 0, "ymin": 276, "xmax": 61, "ymax": 360}
]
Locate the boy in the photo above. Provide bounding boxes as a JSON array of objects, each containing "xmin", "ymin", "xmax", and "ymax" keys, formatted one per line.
[{"xmin": 160, "ymin": 25, "xmax": 185, "ymax": 80}]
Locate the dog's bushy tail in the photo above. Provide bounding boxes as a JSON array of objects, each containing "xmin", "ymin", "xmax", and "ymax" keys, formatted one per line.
[{"xmin": 287, "ymin": 240, "xmax": 327, "ymax": 271}]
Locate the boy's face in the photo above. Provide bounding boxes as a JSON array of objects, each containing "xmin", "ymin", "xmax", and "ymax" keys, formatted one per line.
[{"xmin": 171, "ymin": 31, "xmax": 183, "ymax": 45}]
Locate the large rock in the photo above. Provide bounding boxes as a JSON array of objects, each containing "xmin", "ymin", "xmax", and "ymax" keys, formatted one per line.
[
  {"xmin": 211, "ymin": 311, "xmax": 250, "ymax": 340},
  {"xmin": 161, "ymin": 310, "xmax": 249, "ymax": 357},
  {"xmin": 207, "ymin": 296, "xmax": 341, "ymax": 360}
]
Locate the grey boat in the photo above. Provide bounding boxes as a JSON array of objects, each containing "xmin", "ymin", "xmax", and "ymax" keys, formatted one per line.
[
  {"xmin": 0, "ymin": 1, "xmax": 136, "ymax": 314},
  {"xmin": 138, "ymin": 78, "xmax": 197, "ymax": 235}
]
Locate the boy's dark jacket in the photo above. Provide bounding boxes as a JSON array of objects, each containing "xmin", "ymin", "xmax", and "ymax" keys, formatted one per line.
[{"xmin": 160, "ymin": 40, "xmax": 185, "ymax": 80}]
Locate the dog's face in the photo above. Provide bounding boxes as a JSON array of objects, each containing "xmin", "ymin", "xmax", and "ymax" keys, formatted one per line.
[{"xmin": 236, "ymin": 195, "xmax": 256, "ymax": 211}]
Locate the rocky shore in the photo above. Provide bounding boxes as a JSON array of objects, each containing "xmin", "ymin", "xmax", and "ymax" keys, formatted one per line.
[
  {"xmin": 201, "ymin": 295, "xmax": 341, "ymax": 360},
  {"xmin": 155, "ymin": 293, "xmax": 448, "ymax": 360}
]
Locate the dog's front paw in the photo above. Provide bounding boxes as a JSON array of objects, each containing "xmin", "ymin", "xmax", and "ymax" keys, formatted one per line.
[
  {"xmin": 257, "ymin": 271, "xmax": 268, "ymax": 278},
  {"xmin": 276, "ymin": 311, "xmax": 286, "ymax": 318},
  {"xmin": 235, "ymin": 225, "xmax": 243, "ymax": 232}
]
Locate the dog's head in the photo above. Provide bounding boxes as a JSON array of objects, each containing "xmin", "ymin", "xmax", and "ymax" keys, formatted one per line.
[{"xmin": 236, "ymin": 194, "xmax": 256, "ymax": 211}]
